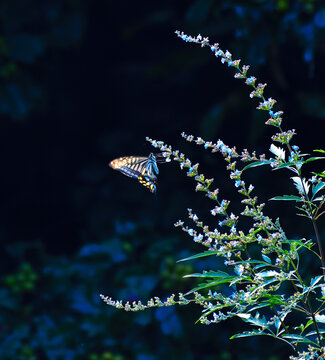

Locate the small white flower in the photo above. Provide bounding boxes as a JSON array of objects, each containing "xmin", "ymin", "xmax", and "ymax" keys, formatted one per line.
[
  {"xmin": 270, "ymin": 144, "xmax": 285, "ymax": 160},
  {"xmin": 234, "ymin": 264, "xmax": 244, "ymax": 275}
]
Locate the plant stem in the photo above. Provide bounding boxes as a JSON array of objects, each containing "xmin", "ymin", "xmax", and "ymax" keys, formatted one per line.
[
  {"xmin": 290, "ymin": 258, "xmax": 324, "ymax": 350},
  {"xmin": 312, "ymin": 218, "xmax": 325, "ymax": 280}
]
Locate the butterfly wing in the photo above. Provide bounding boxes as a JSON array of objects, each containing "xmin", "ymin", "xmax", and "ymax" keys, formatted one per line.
[
  {"xmin": 109, "ymin": 156, "xmax": 149, "ymax": 179},
  {"xmin": 109, "ymin": 154, "xmax": 159, "ymax": 193},
  {"xmin": 138, "ymin": 175, "xmax": 157, "ymax": 193}
]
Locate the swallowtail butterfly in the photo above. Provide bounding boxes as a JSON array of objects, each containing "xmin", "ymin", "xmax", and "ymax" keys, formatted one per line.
[{"xmin": 109, "ymin": 153, "xmax": 165, "ymax": 193}]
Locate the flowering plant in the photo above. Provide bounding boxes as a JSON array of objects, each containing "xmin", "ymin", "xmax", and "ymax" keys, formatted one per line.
[{"xmin": 101, "ymin": 31, "xmax": 325, "ymax": 359}]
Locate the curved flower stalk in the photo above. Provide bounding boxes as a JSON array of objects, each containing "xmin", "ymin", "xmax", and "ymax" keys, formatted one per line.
[{"xmin": 101, "ymin": 32, "xmax": 325, "ymax": 359}]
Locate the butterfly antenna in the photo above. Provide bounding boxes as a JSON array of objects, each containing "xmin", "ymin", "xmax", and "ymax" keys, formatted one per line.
[{"xmin": 155, "ymin": 153, "xmax": 167, "ymax": 163}]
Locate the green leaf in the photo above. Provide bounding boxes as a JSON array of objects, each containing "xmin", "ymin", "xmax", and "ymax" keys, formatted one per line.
[
  {"xmin": 260, "ymin": 278, "xmax": 279, "ymax": 288},
  {"xmin": 249, "ymin": 299, "xmax": 286, "ymax": 313},
  {"xmin": 306, "ymin": 329, "xmax": 325, "ymax": 336},
  {"xmin": 183, "ymin": 270, "xmax": 240, "ymax": 296},
  {"xmin": 282, "ymin": 238, "xmax": 313, "ymax": 250},
  {"xmin": 230, "ymin": 330, "xmax": 270, "ymax": 339},
  {"xmin": 270, "ymin": 195, "xmax": 302, "ymax": 201},
  {"xmin": 314, "ymin": 149, "xmax": 325, "ymax": 153},
  {"xmin": 262, "ymin": 254, "xmax": 271, "ymax": 264},
  {"xmin": 303, "ymin": 156, "xmax": 325, "ymax": 164},
  {"xmin": 310, "ymin": 275, "xmax": 323, "ymax": 288},
  {"xmin": 178, "ymin": 251, "xmax": 220, "ymax": 262},
  {"xmin": 240, "ymin": 312, "xmax": 269, "ymax": 328},
  {"xmin": 234, "ymin": 260, "xmax": 271, "ymax": 265},
  {"xmin": 312, "ymin": 171, "xmax": 325, "ymax": 178},
  {"xmin": 296, "ymin": 213, "xmax": 310, "ymax": 218},
  {"xmin": 260, "ymin": 294, "xmax": 286, "ymax": 306},
  {"xmin": 273, "ymin": 161, "xmax": 297, "ymax": 169},
  {"xmin": 242, "ymin": 160, "xmax": 270, "ymax": 171},
  {"xmin": 304, "ymin": 319, "xmax": 315, "ymax": 331},
  {"xmin": 312, "ymin": 182, "xmax": 325, "ymax": 198},
  {"xmin": 234, "ymin": 260, "xmax": 276, "ymax": 270},
  {"xmin": 281, "ymin": 334, "xmax": 316, "ymax": 344},
  {"xmin": 184, "ymin": 279, "xmax": 232, "ymax": 295},
  {"xmin": 253, "ymin": 263, "xmax": 276, "ymax": 270},
  {"xmin": 183, "ymin": 270, "xmax": 230, "ymax": 278}
]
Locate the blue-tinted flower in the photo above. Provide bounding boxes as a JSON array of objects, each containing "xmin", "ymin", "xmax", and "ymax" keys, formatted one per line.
[
  {"xmin": 220, "ymin": 199, "xmax": 228, "ymax": 207},
  {"xmin": 235, "ymin": 180, "xmax": 242, "ymax": 188},
  {"xmin": 246, "ymin": 76, "xmax": 256, "ymax": 85},
  {"xmin": 194, "ymin": 234, "xmax": 203, "ymax": 242},
  {"xmin": 187, "ymin": 167, "xmax": 197, "ymax": 176},
  {"xmin": 225, "ymin": 50, "xmax": 232, "ymax": 59},
  {"xmin": 216, "ymin": 139, "xmax": 224, "ymax": 148},
  {"xmin": 310, "ymin": 176, "xmax": 317, "ymax": 184},
  {"xmin": 196, "ymin": 137, "xmax": 204, "ymax": 145}
]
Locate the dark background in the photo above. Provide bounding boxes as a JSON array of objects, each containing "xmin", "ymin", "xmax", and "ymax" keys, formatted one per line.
[{"xmin": 1, "ymin": 1, "xmax": 325, "ymax": 359}]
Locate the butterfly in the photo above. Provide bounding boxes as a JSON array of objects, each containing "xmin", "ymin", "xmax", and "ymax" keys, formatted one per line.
[{"xmin": 109, "ymin": 153, "xmax": 165, "ymax": 193}]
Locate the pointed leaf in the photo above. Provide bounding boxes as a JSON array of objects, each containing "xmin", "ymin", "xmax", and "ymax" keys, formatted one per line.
[
  {"xmin": 262, "ymin": 254, "xmax": 271, "ymax": 264},
  {"xmin": 178, "ymin": 251, "xmax": 220, "ymax": 262},
  {"xmin": 230, "ymin": 330, "xmax": 270, "ymax": 339},
  {"xmin": 306, "ymin": 329, "xmax": 325, "ymax": 336},
  {"xmin": 310, "ymin": 275, "xmax": 323, "ymax": 288},
  {"xmin": 312, "ymin": 171, "xmax": 325, "ymax": 178},
  {"xmin": 183, "ymin": 270, "xmax": 230, "ymax": 278},
  {"xmin": 273, "ymin": 161, "xmax": 297, "ymax": 169},
  {"xmin": 312, "ymin": 182, "xmax": 325, "ymax": 198},
  {"xmin": 184, "ymin": 279, "xmax": 232, "ymax": 295},
  {"xmin": 244, "ymin": 313, "xmax": 269, "ymax": 328},
  {"xmin": 243, "ymin": 160, "xmax": 270, "ymax": 171},
  {"xmin": 234, "ymin": 260, "xmax": 271, "ymax": 265},
  {"xmin": 282, "ymin": 334, "xmax": 316, "ymax": 344},
  {"xmin": 270, "ymin": 195, "xmax": 302, "ymax": 201},
  {"xmin": 249, "ymin": 299, "xmax": 286, "ymax": 313},
  {"xmin": 303, "ymin": 156, "xmax": 325, "ymax": 164}
]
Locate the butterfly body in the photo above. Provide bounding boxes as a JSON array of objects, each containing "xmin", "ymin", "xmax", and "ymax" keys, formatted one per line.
[{"xmin": 109, "ymin": 153, "xmax": 162, "ymax": 193}]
